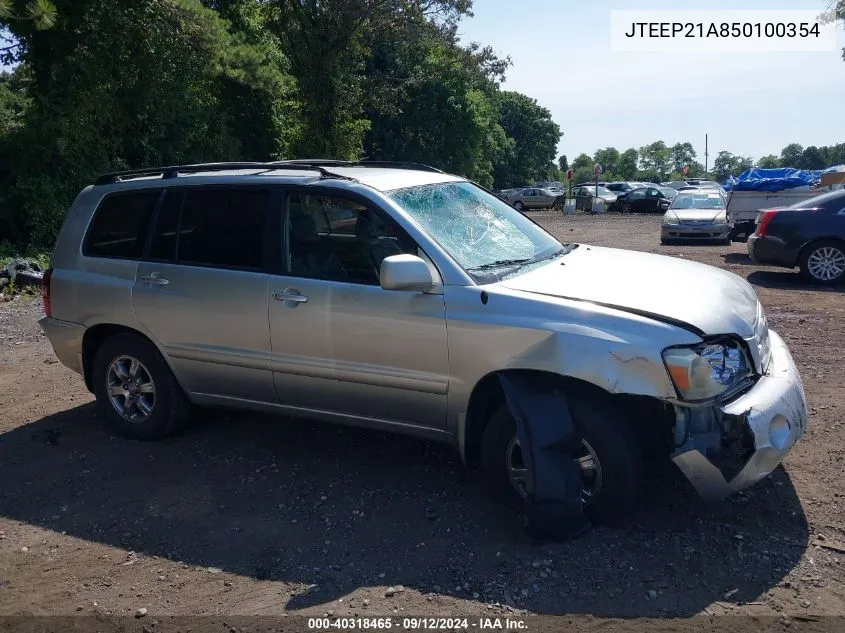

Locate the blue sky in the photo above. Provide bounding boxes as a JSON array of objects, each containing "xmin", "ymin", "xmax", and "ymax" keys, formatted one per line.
[{"xmin": 456, "ymin": 0, "xmax": 845, "ymax": 164}]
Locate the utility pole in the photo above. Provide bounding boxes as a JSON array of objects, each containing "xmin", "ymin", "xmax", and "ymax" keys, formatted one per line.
[{"xmin": 705, "ymin": 134, "xmax": 709, "ymax": 176}]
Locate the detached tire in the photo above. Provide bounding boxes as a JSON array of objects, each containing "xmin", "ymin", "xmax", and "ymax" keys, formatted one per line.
[
  {"xmin": 92, "ymin": 333, "xmax": 190, "ymax": 441},
  {"xmin": 799, "ymin": 239, "xmax": 845, "ymax": 285},
  {"xmin": 480, "ymin": 392, "xmax": 643, "ymax": 523}
]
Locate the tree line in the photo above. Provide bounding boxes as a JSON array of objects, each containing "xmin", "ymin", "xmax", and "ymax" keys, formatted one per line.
[
  {"xmin": 0, "ymin": 0, "xmax": 563, "ymax": 248},
  {"xmin": 561, "ymin": 141, "xmax": 845, "ymax": 187}
]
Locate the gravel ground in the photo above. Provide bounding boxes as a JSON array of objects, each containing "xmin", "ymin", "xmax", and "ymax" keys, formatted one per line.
[{"xmin": 0, "ymin": 213, "xmax": 843, "ymax": 629}]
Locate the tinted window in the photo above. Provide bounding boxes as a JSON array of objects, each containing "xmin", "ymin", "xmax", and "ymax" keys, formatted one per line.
[
  {"xmin": 647, "ymin": 188, "xmax": 660, "ymax": 198},
  {"xmin": 287, "ymin": 193, "xmax": 416, "ymax": 285},
  {"xmin": 176, "ymin": 188, "xmax": 268, "ymax": 269},
  {"xmin": 148, "ymin": 191, "xmax": 184, "ymax": 261},
  {"xmin": 629, "ymin": 189, "xmax": 647, "ymax": 200},
  {"xmin": 84, "ymin": 190, "xmax": 161, "ymax": 259}
]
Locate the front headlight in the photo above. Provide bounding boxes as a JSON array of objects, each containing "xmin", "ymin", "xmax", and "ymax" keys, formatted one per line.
[
  {"xmin": 663, "ymin": 340, "xmax": 753, "ymax": 401},
  {"xmin": 714, "ymin": 211, "xmax": 727, "ymax": 224},
  {"xmin": 663, "ymin": 211, "xmax": 679, "ymax": 225}
]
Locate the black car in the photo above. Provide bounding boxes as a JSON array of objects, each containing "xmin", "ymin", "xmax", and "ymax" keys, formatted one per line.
[
  {"xmin": 748, "ymin": 190, "xmax": 845, "ymax": 285},
  {"xmin": 610, "ymin": 186, "xmax": 677, "ymax": 214}
]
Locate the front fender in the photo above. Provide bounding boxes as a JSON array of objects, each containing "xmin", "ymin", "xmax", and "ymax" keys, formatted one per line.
[{"xmin": 445, "ymin": 285, "xmax": 702, "ymax": 438}]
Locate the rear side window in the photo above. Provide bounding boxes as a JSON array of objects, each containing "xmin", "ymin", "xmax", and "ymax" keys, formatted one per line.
[
  {"xmin": 83, "ymin": 190, "xmax": 161, "ymax": 259},
  {"xmin": 175, "ymin": 188, "xmax": 268, "ymax": 270}
]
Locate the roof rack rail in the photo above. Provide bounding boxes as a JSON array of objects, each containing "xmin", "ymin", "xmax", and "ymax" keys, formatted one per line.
[
  {"xmin": 94, "ymin": 162, "xmax": 356, "ymax": 186},
  {"xmin": 273, "ymin": 159, "xmax": 444, "ymax": 173}
]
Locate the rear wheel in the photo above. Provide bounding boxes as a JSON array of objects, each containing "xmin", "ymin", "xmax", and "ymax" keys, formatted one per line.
[
  {"xmin": 480, "ymin": 393, "xmax": 643, "ymax": 522},
  {"xmin": 92, "ymin": 333, "xmax": 190, "ymax": 440},
  {"xmin": 514, "ymin": 201, "xmax": 525, "ymax": 211},
  {"xmin": 800, "ymin": 240, "xmax": 845, "ymax": 285},
  {"xmin": 621, "ymin": 202, "xmax": 631, "ymax": 214}
]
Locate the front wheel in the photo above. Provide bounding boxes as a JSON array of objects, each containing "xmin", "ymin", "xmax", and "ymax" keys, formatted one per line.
[
  {"xmin": 480, "ymin": 394, "xmax": 643, "ymax": 522},
  {"xmin": 800, "ymin": 240, "xmax": 845, "ymax": 285}
]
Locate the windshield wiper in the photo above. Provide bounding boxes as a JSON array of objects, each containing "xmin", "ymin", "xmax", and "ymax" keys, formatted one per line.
[
  {"xmin": 528, "ymin": 244, "xmax": 577, "ymax": 264},
  {"xmin": 468, "ymin": 258, "xmax": 532, "ymax": 271}
]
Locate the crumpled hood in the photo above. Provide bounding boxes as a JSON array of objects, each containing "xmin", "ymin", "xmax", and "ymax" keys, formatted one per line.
[{"xmin": 500, "ymin": 245, "xmax": 759, "ymax": 338}]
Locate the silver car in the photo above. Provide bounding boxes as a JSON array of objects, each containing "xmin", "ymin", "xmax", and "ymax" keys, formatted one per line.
[
  {"xmin": 502, "ymin": 186, "xmax": 563, "ymax": 211},
  {"xmin": 661, "ymin": 190, "xmax": 732, "ymax": 244},
  {"xmin": 39, "ymin": 161, "xmax": 807, "ymax": 521}
]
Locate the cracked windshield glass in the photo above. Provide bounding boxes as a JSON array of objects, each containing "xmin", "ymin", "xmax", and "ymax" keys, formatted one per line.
[{"xmin": 390, "ymin": 181, "xmax": 570, "ymax": 280}]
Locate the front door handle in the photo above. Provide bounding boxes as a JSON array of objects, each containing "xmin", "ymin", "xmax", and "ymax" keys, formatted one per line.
[
  {"xmin": 273, "ymin": 289, "xmax": 308, "ymax": 304},
  {"xmin": 140, "ymin": 273, "xmax": 169, "ymax": 286}
]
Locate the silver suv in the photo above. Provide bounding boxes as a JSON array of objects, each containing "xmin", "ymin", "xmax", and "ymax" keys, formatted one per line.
[{"xmin": 40, "ymin": 161, "xmax": 808, "ymax": 521}]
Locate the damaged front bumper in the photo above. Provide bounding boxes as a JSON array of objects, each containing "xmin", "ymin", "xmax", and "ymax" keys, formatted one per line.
[{"xmin": 672, "ymin": 329, "xmax": 807, "ymax": 500}]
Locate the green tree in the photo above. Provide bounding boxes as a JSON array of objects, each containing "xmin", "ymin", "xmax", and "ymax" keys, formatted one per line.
[
  {"xmin": 593, "ymin": 147, "xmax": 620, "ymax": 176},
  {"xmin": 638, "ymin": 141, "xmax": 670, "ymax": 179},
  {"xmin": 491, "ymin": 90, "xmax": 561, "ymax": 187},
  {"xmin": 616, "ymin": 148, "xmax": 639, "ymax": 179},
  {"xmin": 800, "ymin": 145, "xmax": 825, "ymax": 170},
  {"xmin": 571, "ymin": 152, "xmax": 594, "ymax": 184},
  {"xmin": 779, "ymin": 143, "xmax": 804, "ymax": 167},
  {"xmin": 757, "ymin": 154, "xmax": 780, "ymax": 168},
  {"xmin": 669, "ymin": 141, "xmax": 696, "ymax": 173},
  {"xmin": 0, "ymin": 0, "xmax": 56, "ymax": 32},
  {"xmin": 712, "ymin": 151, "xmax": 753, "ymax": 182},
  {"xmin": 362, "ymin": 14, "xmax": 511, "ymax": 187},
  {"xmin": 0, "ymin": 69, "xmax": 30, "ymax": 136},
  {"xmin": 0, "ymin": 0, "xmax": 294, "ymax": 246},
  {"xmin": 558, "ymin": 155, "xmax": 568, "ymax": 172},
  {"xmin": 270, "ymin": 0, "xmax": 472, "ymax": 159}
]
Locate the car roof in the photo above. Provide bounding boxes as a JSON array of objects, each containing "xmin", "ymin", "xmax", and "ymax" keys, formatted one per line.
[{"xmin": 92, "ymin": 162, "xmax": 465, "ymax": 194}]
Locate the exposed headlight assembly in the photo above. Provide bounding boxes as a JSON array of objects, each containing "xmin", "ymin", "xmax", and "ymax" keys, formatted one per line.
[
  {"xmin": 713, "ymin": 211, "xmax": 728, "ymax": 224},
  {"xmin": 663, "ymin": 339, "xmax": 753, "ymax": 401},
  {"xmin": 663, "ymin": 211, "xmax": 680, "ymax": 225}
]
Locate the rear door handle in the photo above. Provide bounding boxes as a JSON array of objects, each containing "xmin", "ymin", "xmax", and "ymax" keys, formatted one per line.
[
  {"xmin": 273, "ymin": 289, "xmax": 308, "ymax": 304},
  {"xmin": 140, "ymin": 273, "xmax": 169, "ymax": 286}
]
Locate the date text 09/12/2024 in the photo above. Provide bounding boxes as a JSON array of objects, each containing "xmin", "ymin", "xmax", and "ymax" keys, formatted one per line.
[
  {"xmin": 623, "ymin": 21, "xmax": 822, "ymax": 39},
  {"xmin": 307, "ymin": 617, "xmax": 528, "ymax": 630}
]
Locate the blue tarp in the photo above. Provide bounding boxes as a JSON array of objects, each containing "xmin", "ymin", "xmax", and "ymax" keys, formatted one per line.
[{"xmin": 723, "ymin": 167, "xmax": 822, "ymax": 192}]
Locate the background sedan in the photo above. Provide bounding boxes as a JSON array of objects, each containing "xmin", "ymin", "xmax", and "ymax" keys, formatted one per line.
[
  {"xmin": 502, "ymin": 187, "xmax": 564, "ymax": 211},
  {"xmin": 661, "ymin": 190, "xmax": 731, "ymax": 244},
  {"xmin": 571, "ymin": 185, "xmax": 618, "ymax": 211},
  {"xmin": 748, "ymin": 190, "xmax": 845, "ymax": 285},
  {"xmin": 612, "ymin": 186, "xmax": 677, "ymax": 214}
]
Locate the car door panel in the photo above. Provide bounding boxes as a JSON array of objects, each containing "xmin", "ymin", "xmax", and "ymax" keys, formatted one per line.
[
  {"xmin": 132, "ymin": 187, "xmax": 275, "ymax": 403},
  {"xmin": 268, "ymin": 189, "xmax": 450, "ymax": 430},
  {"xmin": 134, "ymin": 264, "xmax": 272, "ymax": 400}
]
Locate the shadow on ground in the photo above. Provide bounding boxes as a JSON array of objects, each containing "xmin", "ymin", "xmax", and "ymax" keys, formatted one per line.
[
  {"xmin": 747, "ymin": 270, "xmax": 844, "ymax": 292},
  {"xmin": 0, "ymin": 404, "xmax": 809, "ymax": 617},
  {"xmin": 724, "ymin": 253, "xmax": 754, "ymax": 266}
]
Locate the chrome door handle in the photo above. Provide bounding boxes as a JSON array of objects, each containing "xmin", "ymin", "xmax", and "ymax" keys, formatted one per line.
[
  {"xmin": 273, "ymin": 289, "xmax": 308, "ymax": 304},
  {"xmin": 141, "ymin": 274, "xmax": 169, "ymax": 286}
]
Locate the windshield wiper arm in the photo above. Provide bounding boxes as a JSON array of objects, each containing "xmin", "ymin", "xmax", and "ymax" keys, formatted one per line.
[{"xmin": 468, "ymin": 258, "xmax": 532, "ymax": 271}]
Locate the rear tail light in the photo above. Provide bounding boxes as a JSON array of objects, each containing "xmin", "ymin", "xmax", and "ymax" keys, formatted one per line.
[
  {"xmin": 755, "ymin": 209, "xmax": 779, "ymax": 237},
  {"xmin": 42, "ymin": 267, "xmax": 53, "ymax": 318}
]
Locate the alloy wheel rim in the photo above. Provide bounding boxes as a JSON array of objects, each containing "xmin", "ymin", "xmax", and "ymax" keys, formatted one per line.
[
  {"xmin": 808, "ymin": 246, "xmax": 845, "ymax": 281},
  {"xmin": 506, "ymin": 436, "xmax": 603, "ymax": 506},
  {"xmin": 106, "ymin": 355, "xmax": 156, "ymax": 423}
]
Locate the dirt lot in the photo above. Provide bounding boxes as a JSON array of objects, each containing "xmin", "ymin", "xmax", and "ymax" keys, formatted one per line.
[{"xmin": 1, "ymin": 213, "xmax": 843, "ymax": 628}]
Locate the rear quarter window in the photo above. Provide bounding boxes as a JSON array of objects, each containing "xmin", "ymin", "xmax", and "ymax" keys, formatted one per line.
[{"xmin": 83, "ymin": 190, "xmax": 162, "ymax": 259}]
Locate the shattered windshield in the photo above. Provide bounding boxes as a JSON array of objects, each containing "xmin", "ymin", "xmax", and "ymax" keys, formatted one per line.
[{"xmin": 389, "ymin": 181, "xmax": 570, "ymax": 280}]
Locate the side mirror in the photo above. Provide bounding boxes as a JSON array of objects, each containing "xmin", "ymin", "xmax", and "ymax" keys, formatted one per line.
[{"xmin": 380, "ymin": 254, "xmax": 436, "ymax": 292}]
